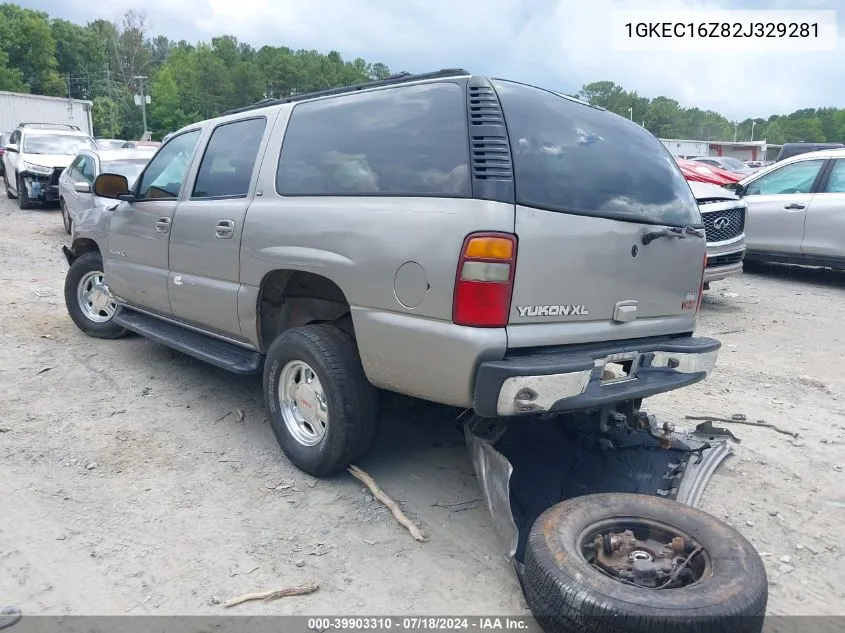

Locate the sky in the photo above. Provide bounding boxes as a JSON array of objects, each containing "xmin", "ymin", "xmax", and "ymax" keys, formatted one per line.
[{"xmin": 27, "ymin": 0, "xmax": 843, "ymax": 121}]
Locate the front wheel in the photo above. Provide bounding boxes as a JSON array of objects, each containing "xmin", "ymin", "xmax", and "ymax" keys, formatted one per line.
[
  {"xmin": 60, "ymin": 199, "xmax": 72, "ymax": 234},
  {"xmin": 523, "ymin": 493, "xmax": 768, "ymax": 633},
  {"xmin": 263, "ymin": 324, "xmax": 379, "ymax": 477},
  {"xmin": 64, "ymin": 251, "xmax": 127, "ymax": 339},
  {"xmin": 17, "ymin": 175, "xmax": 33, "ymax": 210}
]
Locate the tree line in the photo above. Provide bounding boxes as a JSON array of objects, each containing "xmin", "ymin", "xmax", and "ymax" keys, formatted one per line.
[{"xmin": 1, "ymin": 3, "xmax": 842, "ymax": 144}]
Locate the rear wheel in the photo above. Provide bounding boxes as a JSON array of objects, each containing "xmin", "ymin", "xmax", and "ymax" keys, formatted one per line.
[
  {"xmin": 17, "ymin": 175, "xmax": 33, "ymax": 210},
  {"xmin": 60, "ymin": 199, "xmax": 72, "ymax": 234},
  {"xmin": 263, "ymin": 324, "xmax": 379, "ymax": 477},
  {"xmin": 64, "ymin": 251, "xmax": 127, "ymax": 339},
  {"xmin": 523, "ymin": 493, "xmax": 767, "ymax": 633}
]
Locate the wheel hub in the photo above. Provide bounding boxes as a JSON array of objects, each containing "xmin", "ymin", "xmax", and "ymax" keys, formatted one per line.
[
  {"xmin": 590, "ymin": 527, "xmax": 705, "ymax": 589},
  {"xmin": 278, "ymin": 360, "xmax": 329, "ymax": 447},
  {"xmin": 77, "ymin": 271, "xmax": 117, "ymax": 323},
  {"xmin": 294, "ymin": 382, "xmax": 319, "ymax": 423}
]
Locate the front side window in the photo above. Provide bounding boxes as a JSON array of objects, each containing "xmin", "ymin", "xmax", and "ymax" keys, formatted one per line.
[
  {"xmin": 79, "ymin": 156, "xmax": 96, "ymax": 183},
  {"xmin": 745, "ymin": 159, "xmax": 825, "ymax": 196},
  {"xmin": 822, "ymin": 159, "xmax": 845, "ymax": 194},
  {"xmin": 22, "ymin": 134, "xmax": 97, "ymax": 155},
  {"xmin": 493, "ymin": 80, "xmax": 700, "ymax": 227},
  {"xmin": 193, "ymin": 117, "xmax": 267, "ymax": 199},
  {"xmin": 67, "ymin": 156, "xmax": 85, "ymax": 180},
  {"xmin": 276, "ymin": 82, "xmax": 470, "ymax": 197},
  {"xmin": 135, "ymin": 130, "xmax": 201, "ymax": 200}
]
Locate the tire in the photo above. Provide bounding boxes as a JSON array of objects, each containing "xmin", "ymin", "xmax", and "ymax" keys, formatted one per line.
[
  {"xmin": 17, "ymin": 175, "xmax": 33, "ymax": 210},
  {"xmin": 60, "ymin": 198, "xmax": 72, "ymax": 234},
  {"xmin": 3, "ymin": 172, "xmax": 14, "ymax": 199},
  {"xmin": 263, "ymin": 324, "xmax": 379, "ymax": 477},
  {"xmin": 64, "ymin": 251, "xmax": 128, "ymax": 339},
  {"xmin": 523, "ymin": 493, "xmax": 767, "ymax": 633}
]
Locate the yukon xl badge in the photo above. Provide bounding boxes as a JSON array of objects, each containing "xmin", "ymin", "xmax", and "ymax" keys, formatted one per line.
[{"xmin": 517, "ymin": 305, "xmax": 589, "ymax": 317}]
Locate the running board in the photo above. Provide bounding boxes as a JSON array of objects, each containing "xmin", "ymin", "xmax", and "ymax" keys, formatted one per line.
[{"xmin": 114, "ymin": 309, "xmax": 264, "ymax": 375}]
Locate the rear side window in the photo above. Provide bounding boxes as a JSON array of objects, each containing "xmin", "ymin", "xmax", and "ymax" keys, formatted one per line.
[
  {"xmin": 276, "ymin": 82, "xmax": 470, "ymax": 197},
  {"xmin": 193, "ymin": 117, "xmax": 267, "ymax": 199},
  {"xmin": 492, "ymin": 80, "xmax": 700, "ymax": 227}
]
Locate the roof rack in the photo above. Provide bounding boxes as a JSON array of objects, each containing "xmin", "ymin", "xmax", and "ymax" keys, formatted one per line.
[
  {"xmin": 221, "ymin": 68, "xmax": 471, "ymax": 116},
  {"xmin": 19, "ymin": 122, "xmax": 81, "ymax": 131}
]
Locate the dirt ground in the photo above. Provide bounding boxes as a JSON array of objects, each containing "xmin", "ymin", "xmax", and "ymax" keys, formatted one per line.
[{"xmin": 1, "ymin": 195, "xmax": 843, "ymax": 617}]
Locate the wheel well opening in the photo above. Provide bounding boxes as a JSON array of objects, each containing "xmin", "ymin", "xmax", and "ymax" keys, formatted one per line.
[
  {"xmin": 71, "ymin": 238, "xmax": 100, "ymax": 257},
  {"xmin": 258, "ymin": 270, "xmax": 352, "ymax": 350}
]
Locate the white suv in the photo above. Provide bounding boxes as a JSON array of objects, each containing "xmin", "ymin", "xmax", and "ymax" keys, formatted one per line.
[{"xmin": 2, "ymin": 123, "xmax": 97, "ymax": 209}]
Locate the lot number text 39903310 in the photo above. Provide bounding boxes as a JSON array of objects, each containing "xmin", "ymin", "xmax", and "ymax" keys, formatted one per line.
[{"xmin": 308, "ymin": 617, "xmax": 532, "ymax": 632}]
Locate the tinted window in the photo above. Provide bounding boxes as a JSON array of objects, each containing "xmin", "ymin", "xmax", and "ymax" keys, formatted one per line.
[
  {"xmin": 277, "ymin": 82, "xmax": 470, "ymax": 197},
  {"xmin": 745, "ymin": 159, "xmax": 824, "ymax": 196},
  {"xmin": 193, "ymin": 118, "xmax": 266, "ymax": 198},
  {"xmin": 492, "ymin": 80, "xmax": 700, "ymax": 227},
  {"xmin": 822, "ymin": 159, "xmax": 845, "ymax": 194},
  {"xmin": 135, "ymin": 130, "xmax": 201, "ymax": 200}
]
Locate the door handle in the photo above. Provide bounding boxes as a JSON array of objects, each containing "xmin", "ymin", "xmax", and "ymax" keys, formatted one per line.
[
  {"xmin": 784, "ymin": 203, "xmax": 805, "ymax": 210},
  {"xmin": 215, "ymin": 219, "xmax": 235, "ymax": 239},
  {"xmin": 155, "ymin": 217, "xmax": 171, "ymax": 233}
]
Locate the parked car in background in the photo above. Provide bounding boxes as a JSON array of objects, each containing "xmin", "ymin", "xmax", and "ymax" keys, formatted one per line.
[
  {"xmin": 727, "ymin": 147, "xmax": 845, "ymax": 268},
  {"xmin": 743, "ymin": 160, "xmax": 763, "ymax": 169},
  {"xmin": 676, "ymin": 158, "xmax": 742, "ymax": 185},
  {"xmin": 122, "ymin": 140, "xmax": 161, "ymax": 149},
  {"xmin": 688, "ymin": 181, "xmax": 746, "ymax": 286},
  {"xmin": 95, "ymin": 138, "xmax": 128, "ymax": 149},
  {"xmin": 689, "ymin": 155, "xmax": 756, "ymax": 175},
  {"xmin": 0, "ymin": 132, "xmax": 8, "ymax": 175},
  {"xmin": 58, "ymin": 147, "xmax": 156, "ymax": 234},
  {"xmin": 2, "ymin": 123, "xmax": 97, "ymax": 209},
  {"xmin": 775, "ymin": 142, "xmax": 845, "ymax": 162}
]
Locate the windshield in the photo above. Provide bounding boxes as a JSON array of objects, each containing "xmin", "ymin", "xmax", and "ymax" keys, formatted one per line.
[
  {"xmin": 721, "ymin": 157, "xmax": 745, "ymax": 170},
  {"xmin": 23, "ymin": 134, "xmax": 97, "ymax": 155},
  {"xmin": 102, "ymin": 159, "xmax": 149, "ymax": 185},
  {"xmin": 492, "ymin": 80, "xmax": 700, "ymax": 227}
]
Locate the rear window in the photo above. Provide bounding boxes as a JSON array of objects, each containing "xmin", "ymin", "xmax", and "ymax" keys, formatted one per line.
[{"xmin": 492, "ymin": 80, "xmax": 700, "ymax": 227}]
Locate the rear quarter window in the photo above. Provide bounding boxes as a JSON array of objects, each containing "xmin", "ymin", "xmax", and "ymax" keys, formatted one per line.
[
  {"xmin": 276, "ymin": 82, "xmax": 470, "ymax": 197},
  {"xmin": 492, "ymin": 80, "xmax": 700, "ymax": 227}
]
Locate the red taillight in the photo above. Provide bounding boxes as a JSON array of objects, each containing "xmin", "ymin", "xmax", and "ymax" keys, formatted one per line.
[{"xmin": 452, "ymin": 232, "xmax": 517, "ymax": 327}]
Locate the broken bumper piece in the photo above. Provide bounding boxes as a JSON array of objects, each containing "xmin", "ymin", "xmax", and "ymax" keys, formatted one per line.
[
  {"xmin": 463, "ymin": 410, "xmax": 733, "ymax": 564},
  {"xmin": 21, "ymin": 172, "xmax": 60, "ymax": 202}
]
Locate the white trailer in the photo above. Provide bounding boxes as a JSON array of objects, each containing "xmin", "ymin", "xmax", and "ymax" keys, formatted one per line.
[{"xmin": 0, "ymin": 91, "xmax": 93, "ymax": 136}]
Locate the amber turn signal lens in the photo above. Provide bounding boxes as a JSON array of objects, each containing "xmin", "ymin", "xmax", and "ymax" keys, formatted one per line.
[{"xmin": 464, "ymin": 237, "xmax": 514, "ymax": 260}]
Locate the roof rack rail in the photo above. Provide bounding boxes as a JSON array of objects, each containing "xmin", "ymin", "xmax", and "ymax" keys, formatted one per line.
[
  {"xmin": 221, "ymin": 68, "xmax": 471, "ymax": 116},
  {"xmin": 18, "ymin": 122, "xmax": 81, "ymax": 131}
]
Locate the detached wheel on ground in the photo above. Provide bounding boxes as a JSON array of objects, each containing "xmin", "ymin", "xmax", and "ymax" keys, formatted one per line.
[
  {"xmin": 263, "ymin": 324, "xmax": 379, "ymax": 477},
  {"xmin": 60, "ymin": 199, "xmax": 72, "ymax": 234},
  {"xmin": 64, "ymin": 251, "xmax": 128, "ymax": 339},
  {"xmin": 523, "ymin": 493, "xmax": 767, "ymax": 633},
  {"xmin": 16, "ymin": 175, "xmax": 33, "ymax": 210}
]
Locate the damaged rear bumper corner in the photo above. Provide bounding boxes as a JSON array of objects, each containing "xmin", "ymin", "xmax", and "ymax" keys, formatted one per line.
[{"xmin": 473, "ymin": 336, "xmax": 720, "ymax": 418}]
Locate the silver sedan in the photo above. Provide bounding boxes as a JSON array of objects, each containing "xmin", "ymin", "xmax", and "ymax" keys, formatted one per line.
[
  {"xmin": 58, "ymin": 148, "xmax": 156, "ymax": 234},
  {"xmin": 729, "ymin": 147, "xmax": 845, "ymax": 268}
]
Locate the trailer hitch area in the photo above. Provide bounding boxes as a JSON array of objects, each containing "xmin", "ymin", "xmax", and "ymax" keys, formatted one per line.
[{"xmin": 591, "ymin": 529, "xmax": 701, "ymax": 589}]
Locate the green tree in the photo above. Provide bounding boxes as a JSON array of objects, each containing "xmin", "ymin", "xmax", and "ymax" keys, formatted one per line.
[
  {"xmin": 92, "ymin": 96, "xmax": 123, "ymax": 137},
  {"xmin": 0, "ymin": 47, "xmax": 26, "ymax": 91},
  {"xmin": 0, "ymin": 4, "xmax": 65, "ymax": 94}
]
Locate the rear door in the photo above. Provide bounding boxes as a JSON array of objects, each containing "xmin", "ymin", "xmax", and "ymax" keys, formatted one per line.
[
  {"xmin": 491, "ymin": 80, "xmax": 706, "ymax": 347},
  {"xmin": 167, "ymin": 115, "xmax": 273, "ymax": 338},
  {"xmin": 801, "ymin": 158, "xmax": 845, "ymax": 259},
  {"xmin": 740, "ymin": 158, "xmax": 827, "ymax": 254}
]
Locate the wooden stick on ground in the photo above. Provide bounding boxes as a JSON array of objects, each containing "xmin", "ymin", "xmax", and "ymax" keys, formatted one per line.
[
  {"xmin": 223, "ymin": 582, "xmax": 319, "ymax": 608},
  {"xmin": 348, "ymin": 465, "xmax": 427, "ymax": 542}
]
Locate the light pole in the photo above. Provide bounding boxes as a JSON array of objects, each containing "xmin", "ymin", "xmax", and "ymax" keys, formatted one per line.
[
  {"xmin": 751, "ymin": 121, "xmax": 756, "ymax": 142},
  {"xmin": 627, "ymin": 106, "xmax": 633, "ymax": 121},
  {"xmin": 733, "ymin": 122, "xmax": 738, "ymax": 142}
]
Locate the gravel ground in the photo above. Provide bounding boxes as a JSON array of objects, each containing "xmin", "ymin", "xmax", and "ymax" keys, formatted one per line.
[{"xmin": 0, "ymin": 196, "xmax": 843, "ymax": 616}]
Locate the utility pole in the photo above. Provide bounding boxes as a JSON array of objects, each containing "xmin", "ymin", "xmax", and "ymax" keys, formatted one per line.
[
  {"xmin": 132, "ymin": 75, "xmax": 150, "ymax": 140},
  {"xmin": 733, "ymin": 121, "xmax": 738, "ymax": 142},
  {"xmin": 627, "ymin": 106, "xmax": 633, "ymax": 121},
  {"xmin": 750, "ymin": 120, "xmax": 756, "ymax": 142}
]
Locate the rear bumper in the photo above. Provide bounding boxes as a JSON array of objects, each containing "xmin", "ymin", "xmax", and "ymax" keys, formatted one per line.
[{"xmin": 473, "ymin": 335, "xmax": 720, "ymax": 417}]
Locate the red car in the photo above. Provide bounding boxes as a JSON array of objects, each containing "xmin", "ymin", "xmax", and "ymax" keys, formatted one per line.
[{"xmin": 676, "ymin": 158, "xmax": 742, "ymax": 185}]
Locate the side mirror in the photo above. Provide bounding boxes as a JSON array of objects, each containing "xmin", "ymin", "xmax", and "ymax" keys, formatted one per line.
[
  {"xmin": 93, "ymin": 173, "xmax": 133, "ymax": 201},
  {"xmin": 73, "ymin": 181, "xmax": 91, "ymax": 194},
  {"xmin": 4, "ymin": 144, "xmax": 18, "ymax": 153}
]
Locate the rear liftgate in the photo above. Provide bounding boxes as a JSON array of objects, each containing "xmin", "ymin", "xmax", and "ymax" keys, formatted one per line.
[{"xmin": 462, "ymin": 407, "xmax": 732, "ymax": 568}]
